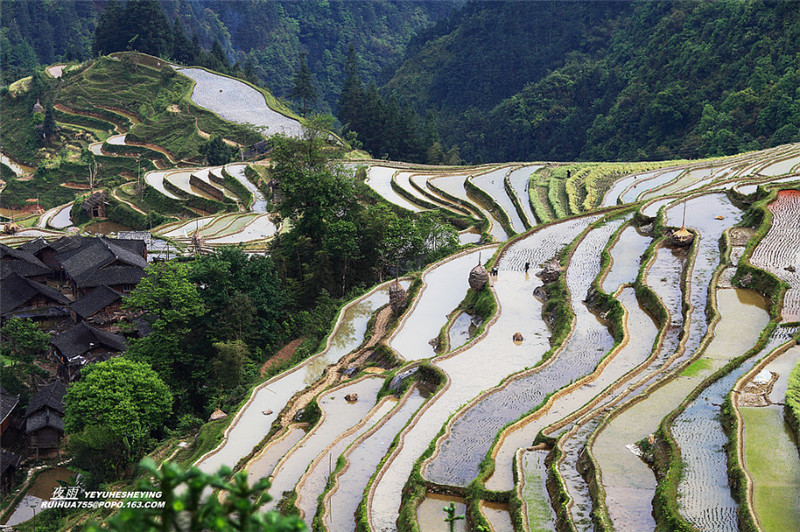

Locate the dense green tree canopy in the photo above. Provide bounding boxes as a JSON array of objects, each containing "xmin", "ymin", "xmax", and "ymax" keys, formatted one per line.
[
  {"xmin": 64, "ymin": 357, "xmax": 172, "ymax": 441},
  {"xmin": 290, "ymin": 52, "xmax": 317, "ymax": 116}
]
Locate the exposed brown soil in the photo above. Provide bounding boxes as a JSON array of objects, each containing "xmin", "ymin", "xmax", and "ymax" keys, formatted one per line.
[
  {"xmin": 279, "ymin": 306, "xmax": 395, "ymax": 426},
  {"xmin": 260, "ymin": 338, "xmax": 304, "ymax": 377},
  {"xmin": 729, "ymin": 226, "xmax": 756, "ymax": 246},
  {"xmin": 737, "ymin": 371, "xmax": 778, "ymax": 407},
  {"xmin": 60, "ymin": 182, "xmax": 91, "ymax": 189}
]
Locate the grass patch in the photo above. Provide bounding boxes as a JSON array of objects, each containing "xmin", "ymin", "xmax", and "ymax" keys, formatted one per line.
[{"xmin": 680, "ymin": 358, "xmax": 713, "ymax": 377}]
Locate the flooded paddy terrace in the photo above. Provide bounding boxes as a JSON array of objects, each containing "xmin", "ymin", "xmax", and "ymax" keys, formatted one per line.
[
  {"xmin": 368, "ymin": 215, "xmax": 600, "ymax": 532},
  {"xmin": 423, "ymin": 215, "xmax": 626, "ymax": 488}
]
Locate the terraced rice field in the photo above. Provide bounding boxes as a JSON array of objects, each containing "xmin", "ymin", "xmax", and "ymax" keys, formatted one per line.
[
  {"xmin": 365, "ymin": 166, "xmax": 426, "ymax": 212},
  {"xmin": 144, "ymin": 169, "xmax": 182, "ymax": 199},
  {"xmin": 749, "ymin": 189, "xmax": 800, "ymax": 322},
  {"xmin": 471, "ymin": 166, "xmax": 527, "ymax": 234},
  {"xmin": 10, "ymin": 105, "xmax": 798, "ymax": 531},
  {"xmin": 156, "ymin": 146, "xmax": 799, "ymax": 531},
  {"xmin": 176, "ymin": 67, "xmax": 303, "ymax": 137}
]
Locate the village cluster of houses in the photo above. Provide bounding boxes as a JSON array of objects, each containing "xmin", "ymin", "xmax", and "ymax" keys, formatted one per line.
[{"xmin": 1, "ymin": 234, "xmax": 150, "ymax": 494}]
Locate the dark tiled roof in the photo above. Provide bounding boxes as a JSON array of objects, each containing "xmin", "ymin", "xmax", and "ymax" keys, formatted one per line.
[
  {"xmin": 51, "ymin": 323, "xmax": 126, "ymax": 361},
  {"xmin": 0, "ymin": 244, "xmax": 52, "ymax": 279},
  {"xmin": 82, "ymin": 265, "xmax": 144, "ymax": 288},
  {"xmin": 61, "ymin": 238, "xmax": 146, "ymax": 288},
  {"xmin": 0, "ymin": 385, "xmax": 20, "ymax": 425},
  {"xmin": 1, "ymin": 273, "xmax": 71, "ymax": 316},
  {"xmin": 26, "ymin": 381, "xmax": 66, "ymax": 417},
  {"xmin": 69, "ymin": 285, "xmax": 123, "ymax": 319},
  {"xmin": 26, "ymin": 409, "xmax": 64, "ymax": 433},
  {"xmin": 53, "ymin": 235, "xmax": 145, "ymax": 261},
  {"xmin": 19, "ymin": 237, "xmax": 53, "ymax": 255},
  {"xmin": 0, "ymin": 450, "xmax": 22, "ymax": 474}
]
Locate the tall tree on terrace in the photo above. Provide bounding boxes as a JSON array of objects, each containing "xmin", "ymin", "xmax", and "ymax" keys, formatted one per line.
[
  {"xmin": 291, "ymin": 52, "xmax": 317, "ymax": 116},
  {"xmin": 125, "ymin": 0, "xmax": 173, "ymax": 57},
  {"xmin": 123, "ymin": 262, "xmax": 208, "ymax": 413},
  {"xmin": 270, "ymin": 116, "xmax": 356, "ymax": 242},
  {"xmin": 171, "ymin": 17, "xmax": 193, "ymax": 65},
  {"xmin": 337, "ymin": 45, "xmax": 364, "ymax": 139},
  {"xmin": 93, "ymin": 0, "xmax": 125, "ymax": 56}
]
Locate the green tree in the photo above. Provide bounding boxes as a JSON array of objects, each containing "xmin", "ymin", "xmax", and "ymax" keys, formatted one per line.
[
  {"xmin": 200, "ymin": 134, "xmax": 236, "ymax": 166},
  {"xmin": 124, "ymin": 262, "xmax": 207, "ymax": 411},
  {"xmin": 0, "ymin": 318, "xmax": 49, "ymax": 391},
  {"xmin": 64, "ymin": 358, "xmax": 172, "ymax": 442},
  {"xmin": 189, "ymin": 248, "xmax": 290, "ymax": 352},
  {"xmin": 337, "ymin": 45, "xmax": 363, "ymax": 134},
  {"xmin": 1, "ymin": 317, "xmax": 50, "ymax": 361},
  {"xmin": 212, "ymin": 340, "xmax": 249, "ymax": 391},
  {"xmin": 291, "ymin": 52, "xmax": 317, "ymax": 116},
  {"xmin": 65, "ymin": 358, "xmax": 172, "ymax": 482},
  {"xmin": 41, "ymin": 105, "xmax": 57, "ymax": 139},
  {"xmin": 86, "ymin": 460, "xmax": 305, "ymax": 531},
  {"xmin": 171, "ymin": 18, "xmax": 193, "ymax": 65},
  {"xmin": 93, "ymin": 0, "xmax": 125, "ymax": 56},
  {"xmin": 124, "ymin": 0, "xmax": 173, "ymax": 58},
  {"xmin": 270, "ymin": 116, "xmax": 356, "ymax": 242}
]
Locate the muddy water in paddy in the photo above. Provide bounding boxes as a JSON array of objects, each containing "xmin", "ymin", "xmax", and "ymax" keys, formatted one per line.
[
  {"xmin": 166, "ymin": 171, "xmax": 219, "ymax": 201},
  {"xmin": 295, "ymin": 395, "xmax": 397, "ymax": 524},
  {"xmin": 417, "ymin": 493, "xmax": 468, "ymax": 532},
  {"xmin": 195, "ymin": 282, "xmax": 405, "ymax": 474},
  {"xmin": 472, "ymin": 167, "xmax": 527, "ymax": 233},
  {"xmin": 366, "ymin": 166, "xmax": 425, "ymax": 212},
  {"xmin": 391, "ymin": 247, "xmax": 496, "ymax": 360},
  {"xmin": 760, "ymin": 153, "xmax": 800, "ymax": 176},
  {"xmin": 429, "ymin": 173, "xmax": 508, "ymax": 241},
  {"xmin": 49, "ymin": 203, "xmax": 74, "ymax": 229},
  {"xmin": 159, "ymin": 216, "xmax": 215, "ymax": 237},
  {"xmin": 323, "ymin": 388, "xmax": 426, "ymax": 532},
  {"xmin": 741, "ymin": 405, "xmax": 800, "ymax": 531},
  {"xmin": 665, "ymin": 194, "xmax": 743, "ymax": 362},
  {"xmin": 0, "ymin": 152, "xmax": 35, "ymax": 176},
  {"xmin": 448, "ymin": 311, "xmax": 480, "ymax": 351},
  {"xmin": 226, "ymin": 163, "xmax": 267, "ymax": 212},
  {"xmin": 750, "ymin": 190, "xmax": 800, "ymax": 322},
  {"xmin": 589, "ymin": 246, "xmax": 685, "ymax": 531},
  {"xmin": 394, "ymin": 171, "xmax": 437, "ymax": 208},
  {"xmin": 424, "ymin": 217, "xmax": 625, "ymax": 487},
  {"xmin": 651, "ymin": 167, "xmax": 715, "ymax": 198},
  {"xmin": 246, "ymin": 425, "xmax": 306, "ymax": 484},
  {"xmin": 177, "ymin": 67, "xmax": 302, "ymax": 137},
  {"xmin": 602, "ymin": 224, "xmax": 652, "ymax": 294},
  {"xmin": 265, "ymin": 377, "xmax": 384, "ymax": 508},
  {"xmin": 671, "ymin": 289, "xmax": 769, "ymax": 531},
  {"xmin": 459, "ymin": 229, "xmax": 482, "ymax": 245},
  {"xmin": 621, "ymin": 169, "xmax": 683, "ymax": 203},
  {"xmin": 511, "ymin": 290, "xmax": 659, "ymax": 518},
  {"xmin": 145, "ymin": 170, "xmax": 182, "ymax": 199},
  {"xmin": 368, "ymin": 216, "xmax": 600, "ymax": 532},
  {"xmin": 479, "ymin": 501, "xmax": 513, "ymax": 532},
  {"xmin": 204, "ymin": 215, "xmax": 277, "ymax": 244},
  {"xmin": 507, "ymin": 165, "xmax": 542, "ymax": 226},
  {"xmin": 594, "ymin": 288, "xmax": 768, "ymax": 532},
  {"xmin": 640, "ymin": 197, "xmax": 674, "ymax": 218},
  {"xmin": 1, "ymin": 467, "xmax": 74, "ymax": 526},
  {"xmin": 602, "ymin": 170, "xmax": 660, "ymax": 207},
  {"xmin": 488, "ymin": 288, "xmax": 657, "ymax": 493}
]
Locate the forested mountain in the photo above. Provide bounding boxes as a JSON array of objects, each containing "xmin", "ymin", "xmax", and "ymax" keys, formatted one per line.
[
  {"xmin": 3, "ymin": 0, "xmax": 800, "ymax": 164},
  {"xmin": 385, "ymin": 0, "xmax": 800, "ymax": 163},
  {"xmin": 0, "ymin": 0, "xmax": 457, "ymax": 113}
]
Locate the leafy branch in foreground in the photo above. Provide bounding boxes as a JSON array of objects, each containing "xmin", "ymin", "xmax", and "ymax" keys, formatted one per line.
[{"xmin": 87, "ymin": 459, "xmax": 305, "ymax": 532}]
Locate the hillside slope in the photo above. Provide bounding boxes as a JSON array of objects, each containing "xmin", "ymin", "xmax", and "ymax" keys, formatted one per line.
[{"xmin": 385, "ymin": 1, "xmax": 800, "ymax": 163}]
